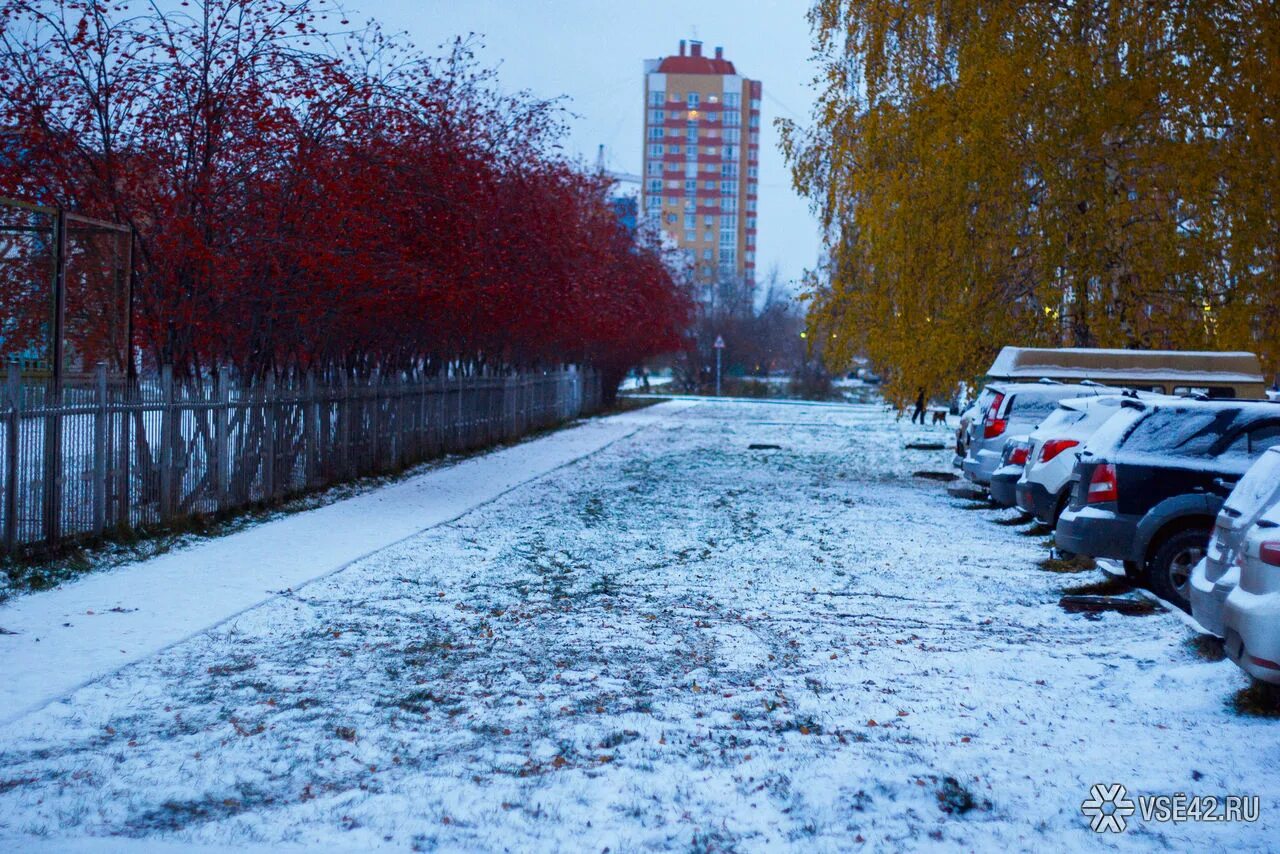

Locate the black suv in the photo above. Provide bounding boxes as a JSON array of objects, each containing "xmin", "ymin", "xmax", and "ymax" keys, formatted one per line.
[{"xmin": 1055, "ymin": 400, "xmax": 1280, "ymax": 608}]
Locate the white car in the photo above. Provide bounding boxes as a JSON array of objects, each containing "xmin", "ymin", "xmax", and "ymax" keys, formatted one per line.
[
  {"xmin": 1014, "ymin": 394, "xmax": 1158, "ymax": 526},
  {"xmin": 1223, "ymin": 497, "xmax": 1280, "ymax": 685},
  {"xmin": 1192, "ymin": 447, "xmax": 1280, "ymax": 637}
]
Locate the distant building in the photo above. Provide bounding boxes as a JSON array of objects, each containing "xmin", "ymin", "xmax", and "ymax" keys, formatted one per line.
[{"xmin": 642, "ymin": 39, "xmax": 761, "ymax": 294}]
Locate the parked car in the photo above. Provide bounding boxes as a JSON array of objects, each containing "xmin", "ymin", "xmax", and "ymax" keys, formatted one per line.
[
  {"xmin": 1190, "ymin": 447, "xmax": 1280, "ymax": 636},
  {"xmin": 1015, "ymin": 392, "xmax": 1170, "ymax": 526},
  {"xmin": 952, "ymin": 402, "xmax": 977, "ymax": 471},
  {"xmin": 1055, "ymin": 400, "xmax": 1280, "ymax": 609},
  {"xmin": 989, "ymin": 436, "xmax": 1031, "ymax": 508},
  {"xmin": 960, "ymin": 383, "xmax": 1106, "ymax": 487},
  {"xmin": 1222, "ymin": 500, "xmax": 1280, "ymax": 685}
]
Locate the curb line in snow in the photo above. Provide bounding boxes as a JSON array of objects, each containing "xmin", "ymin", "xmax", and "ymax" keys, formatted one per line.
[{"xmin": 0, "ymin": 399, "xmax": 701, "ymax": 728}]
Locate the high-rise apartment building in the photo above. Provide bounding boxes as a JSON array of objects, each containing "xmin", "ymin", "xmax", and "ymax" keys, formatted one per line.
[{"xmin": 642, "ymin": 40, "xmax": 761, "ymax": 293}]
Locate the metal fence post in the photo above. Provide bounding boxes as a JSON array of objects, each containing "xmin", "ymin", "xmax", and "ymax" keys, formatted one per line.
[
  {"xmin": 215, "ymin": 367, "xmax": 230, "ymax": 510},
  {"xmin": 92, "ymin": 362, "xmax": 108, "ymax": 537},
  {"xmin": 263, "ymin": 373, "xmax": 276, "ymax": 500},
  {"xmin": 159, "ymin": 365, "xmax": 174, "ymax": 522},
  {"xmin": 339, "ymin": 370, "xmax": 351, "ymax": 479},
  {"xmin": 304, "ymin": 371, "xmax": 317, "ymax": 487},
  {"xmin": 4, "ymin": 364, "xmax": 20, "ymax": 554}
]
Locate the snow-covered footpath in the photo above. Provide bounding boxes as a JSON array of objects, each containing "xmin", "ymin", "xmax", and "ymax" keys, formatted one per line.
[{"xmin": 0, "ymin": 400, "xmax": 1276, "ymax": 851}]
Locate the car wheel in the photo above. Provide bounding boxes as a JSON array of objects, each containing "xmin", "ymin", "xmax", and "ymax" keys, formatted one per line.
[{"xmin": 1145, "ymin": 528, "xmax": 1209, "ymax": 611}]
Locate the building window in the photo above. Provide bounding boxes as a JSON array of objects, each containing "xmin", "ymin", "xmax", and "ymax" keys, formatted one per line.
[
  {"xmin": 722, "ymin": 145, "xmax": 737, "ymax": 160},
  {"xmin": 723, "ymin": 128, "xmax": 740, "ymax": 144},
  {"xmin": 648, "ymin": 179, "xmax": 663, "ymax": 193},
  {"xmin": 750, "ymin": 132, "xmax": 759, "ymax": 145},
  {"xmin": 705, "ymin": 180, "xmax": 716, "ymax": 190},
  {"xmin": 687, "ymin": 92, "xmax": 700, "ymax": 108},
  {"xmin": 665, "ymin": 213, "xmax": 677, "ymax": 224},
  {"xmin": 685, "ymin": 162, "xmax": 698, "ymax": 178},
  {"xmin": 751, "ymin": 98, "xmax": 761, "ymax": 110},
  {"xmin": 704, "ymin": 215, "xmax": 714, "ymax": 227},
  {"xmin": 746, "ymin": 233, "xmax": 755, "ymax": 246},
  {"xmin": 749, "ymin": 114, "xmax": 760, "ymax": 128},
  {"xmin": 722, "ymin": 197, "xmax": 737, "ymax": 212},
  {"xmin": 702, "ymin": 249, "xmax": 713, "ymax": 260},
  {"xmin": 647, "ymin": 162, "xmax": 663, "ymax": 176},
  {"xmin": 748, "ymin": 182, "xmax": 758, "ymax": 195},
  {"xmin": 684, "ymin": 179, "xmax": 697, "ymax": 194},
  {"xmin": 724, "ymin": 92, "xmax": 740, "ymax": 108},
  {"xmin": 719, "ymin": 230, "xmax": 735, "ymax": 247},
  {"xmin": 685, "ymin": 230, "xmax": 696, "ymax": 242},
  {"xmin": 684, "ymin": 199, "xmax": 696, "ymax": 212},
  {"xmin": 723, "ymin": 110, "xmax": 740, "ymax": 127},
  {"xmin": 649, "ymin": 90, "xmax": 665, "ymax": 106},
  {"xmin": 746, "ymin": 251, "xmax": 756, "ymax": 262},
  {"xmin": 704, "ymin": 230, "xmax": 714, "ymax": 242},
  {"xmin": 721, "ymin": 163, "xmax": 739, "ymax": 179},
  {"xmin": 650, "ymin": 109, "xmax": 665, "ymax": 123},
  {"xmin": 747, "ymin": 216, "xmax": 757, "ymax": 229},
  {"xmin": 684, "ymin": 213, "xmax": 696, "ymax": 229},
  {"xmin": 686, "ymin": 127, "xmax": 697, "ymax": 144},
  {"xmin": 648, "ymin": 143, "xmax": 664, "ymax": 158},
  {"xmin": 668, "ymin": 144, "xmax": 681, "ymax": 154},
  {"xmin": 747, "ymin": 199, "xmax": 757, "ymax": 211},
  {"xmin": 646, "ymin": 195, "xmax": 661, "ymax": 211},
  {"xmin": 721, "ymin": 247, "xmax": 736, "ymax": 264},
  {"xmin": 721, "ymin": 181, "xmax": 735, "ymax": 196},
  {"xmin": 648, "ymin": 127, "xmax": 664, "ymax": 140},
  {"xmin": 721, "ymin": 214, "xmax": 737, "ymax": 230}
]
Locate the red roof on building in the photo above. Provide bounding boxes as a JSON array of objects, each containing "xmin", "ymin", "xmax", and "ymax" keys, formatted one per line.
[
  {"xmin": 656, "ymin": 40, "xmax": 737, "ymax": 75},
  {"xmin": 657, "ymin": 55, "xmax": 736, "ymax": 75}
]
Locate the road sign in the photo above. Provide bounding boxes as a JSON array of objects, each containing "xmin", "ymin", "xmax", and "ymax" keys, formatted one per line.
[{"xmin": 714, "ymin": 336, "xmax": 725, "ymax": 349}]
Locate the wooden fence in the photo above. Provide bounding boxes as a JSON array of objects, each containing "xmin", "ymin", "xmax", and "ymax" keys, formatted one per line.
[{"xmin": 1, "ymin": 364, "xmax": 602, "ymax": 553}]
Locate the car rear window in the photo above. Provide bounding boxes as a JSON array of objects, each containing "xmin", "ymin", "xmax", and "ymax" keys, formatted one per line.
[
  {"xmin": 1006, "ymin": 389, "xmax": 1093, "ymax": 419},
  {"xmin": 1120, "ymin": 408, "xmax": 1241, "ymax": 457},
  {"xmin": 1033, "ymin": 408, "xmax": 1087, "ymax": 435},
  {"xmin": 1223, "ymin": 450, "xmax": 1280, "ymax": 517}
]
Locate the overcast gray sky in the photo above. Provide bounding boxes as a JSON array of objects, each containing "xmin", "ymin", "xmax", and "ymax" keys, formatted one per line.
[{"xmin": 371, "ymin": 0, "xmax": 824, "ymax": 289}]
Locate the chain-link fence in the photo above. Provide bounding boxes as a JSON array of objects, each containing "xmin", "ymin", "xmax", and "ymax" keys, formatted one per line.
[{"xmin": 1, "ymin": 365, "xmax": 602, "ymax": 553}]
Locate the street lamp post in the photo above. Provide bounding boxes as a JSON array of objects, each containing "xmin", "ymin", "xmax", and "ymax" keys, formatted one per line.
[{"xmin": 713, "ymin": 335, "xmax": 725, "ymax": 397}]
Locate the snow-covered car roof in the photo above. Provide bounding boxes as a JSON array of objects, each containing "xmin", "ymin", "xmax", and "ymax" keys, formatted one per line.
[{"xmin": 987, "ymin": 347, "xmax": 1265, "ymax": 387}]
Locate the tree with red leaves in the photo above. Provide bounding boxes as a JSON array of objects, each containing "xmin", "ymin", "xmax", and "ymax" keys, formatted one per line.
[{"xmin": 0, "ymin": 0, "xmax": 690, "ymax": 395}]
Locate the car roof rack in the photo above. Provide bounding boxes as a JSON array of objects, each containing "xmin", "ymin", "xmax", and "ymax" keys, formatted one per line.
[{"xmin": 1037, "ymin": 378, "xmax": 1063, "ymax": 384}]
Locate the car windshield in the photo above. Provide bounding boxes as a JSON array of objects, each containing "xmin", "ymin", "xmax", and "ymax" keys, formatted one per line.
[
  {"xmin": 1120, "ymin": 407, "xmax": 1240, "ymax": 457},
  {"xmin": 1223, "ymin": 450, "xmax": 1280, "ymax": 517}
]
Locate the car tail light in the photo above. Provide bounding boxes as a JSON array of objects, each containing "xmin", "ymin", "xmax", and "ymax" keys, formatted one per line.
[
  {"xmin": 1039, "ymin": 438, "xmax": 1079, "ymax": 463},
  {"xmin": 982, "ymin": 393, "xmax": 1006, "ymax": 439},
  {"xmin": 1260, "ymin": 542, "xmax": 1280, "ymax": 567},
  {"xmin": 1008, "ymin": 445, "xmax": 1029, "ymax": 465},
  {"xmin": 1087, "ymin": 463, "xmax": 1118, "ymax": 504}
]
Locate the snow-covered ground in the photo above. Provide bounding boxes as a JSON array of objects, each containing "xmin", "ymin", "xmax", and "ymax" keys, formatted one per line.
[{"xmin": 0, "ymin": 400, "xmax": 1276, "ymax": 851}]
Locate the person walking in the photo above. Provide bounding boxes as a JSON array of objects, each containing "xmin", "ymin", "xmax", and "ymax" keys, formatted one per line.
[{"xmin": 911, "ymin": 387, "xmax": 926, "ymax": 425}]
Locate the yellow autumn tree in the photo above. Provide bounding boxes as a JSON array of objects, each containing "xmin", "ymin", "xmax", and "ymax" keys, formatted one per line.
[{"xmin": 782, "ymin": 0, "xmax": 1280, "ymax": 405}]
